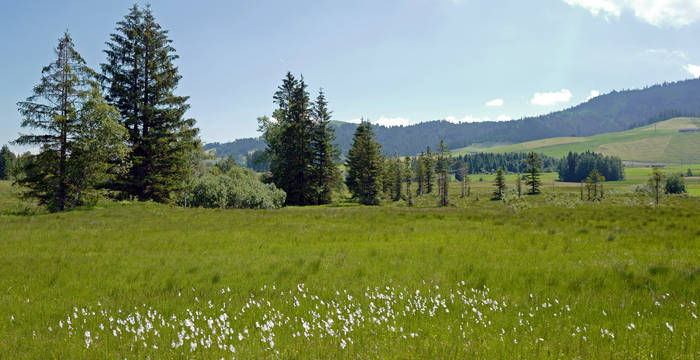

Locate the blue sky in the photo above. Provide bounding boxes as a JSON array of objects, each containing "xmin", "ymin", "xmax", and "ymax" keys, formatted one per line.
[{"xmin": 2, "ymin": 0, "xmax": 700, "ymax": 151}]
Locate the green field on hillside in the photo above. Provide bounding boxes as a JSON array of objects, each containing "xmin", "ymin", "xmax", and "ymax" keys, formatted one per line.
[
  {"xmin": 1, "ymin": 176, "xmax": 699, "ymax": 359},
  {"xmin": 454, "ymin": 118, "xmax": 700, "ymax": 164}
]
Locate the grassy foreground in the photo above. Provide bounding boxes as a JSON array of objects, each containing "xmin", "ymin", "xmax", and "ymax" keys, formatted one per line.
[{"xmin": 0, "ymin": 180, "xmax": 699, "ymax": 358}]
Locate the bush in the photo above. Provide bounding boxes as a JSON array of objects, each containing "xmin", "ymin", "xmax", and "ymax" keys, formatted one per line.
[
  {"xmin": 665, "ymin": 173, "xmax": 686, "ymax": 194},
  {"xmin": 186, "ymin": 167, "xmax": 286, "ymax": 209}
]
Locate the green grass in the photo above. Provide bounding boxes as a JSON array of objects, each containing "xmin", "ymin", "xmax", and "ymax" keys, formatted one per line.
[
  {"xmin": 0, "ymin": 179, "xmax": 698, "ymax": 358},
  {"xmin": 453, "ymin": 117, "xmax": 700, "ymax": 164}
]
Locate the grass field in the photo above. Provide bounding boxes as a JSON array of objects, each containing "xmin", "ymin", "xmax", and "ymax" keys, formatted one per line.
[
  {"xmin": 0, "ymin": 172, "xmax": 699, "ymax": 358},
  {"xmin": 453, "ymin": 117, "xmax": 700, "ymax": 164}
]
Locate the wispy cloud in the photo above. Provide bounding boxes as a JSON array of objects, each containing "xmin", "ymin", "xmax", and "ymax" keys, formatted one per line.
[
  {"xmin": 644, "ymin": 49, "xmax": 689, "ymax": 61},
  {"xmin": 562, "ymin": 0, "xmax": 700, "ymax": 27},
  {"xmin": 683, "ymin": 64, "xmax": 700, "ymax": 78},
  {"xmin": 530, "ymin": 89, "xmax": 572, "ymax": 106},
  {"xmin": 485, "ymin": 98, "xmax": 504, "ymax": 107}
]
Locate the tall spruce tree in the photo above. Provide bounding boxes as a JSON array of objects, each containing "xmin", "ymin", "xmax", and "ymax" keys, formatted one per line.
[
  {"xmin": 265, "ymin": 73, "xmax": 315, "ymax": 205},
  {"xmin": 437, "ymin": 140, "xmax": 450, "ymax": 206},
  {"xmin": 404, "ymin": 156, "xmax": 413, "ymax": 207},
  {"xmin": 416, "ymin": 152, "xmax": 426, "ymax": 196},
  {"xmin": 525, "ymin": 152, "xmax": 542, "ymax": 194},
  {"xmin": 310, "ymin": 89, "xmax": 340, "ymax": 205},
  {"xmin": 424, "ymin": 146, "xmax": 435, "ymax": 194},
  {"xmin": 493, "ymin": 167, "xmax": 506, "ymax": 200},
  {"xmin": 346, "ymin": 121, "xmax": 383, "ymax": 205},
  {"xmin": 102, "ymin": 4, "xmax": 199, "ymax": 202}
]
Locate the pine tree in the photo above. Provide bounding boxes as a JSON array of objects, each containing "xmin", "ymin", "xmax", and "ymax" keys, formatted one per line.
[
  {"xmin": 404, "ymin": 156, "xmax": 413, "ymax": 207},
  {"xmin": 437, "ymin": 140, "xmax": 450, "ymax": 207},
  {"xmin": 515, "ymin": 173, "xmax": 522, "ymax": 197},
  {"xmin": 15, "ymin": 33, "xmax": 128, "ymax": 211},
  {"xmin": 424, "ymin": 146, "xmax": 435, "ymax": 194},
  {"xmin": 310, "ymin": 89, "xmax": 340, "ymax": 205},
  {"xmin": 346, "ymin": 121, "xmax": 383, "ymax": 205},
  {"xmin": 391, "ymin": 154, "xmax": 403, "ymax": 201},
  {"xmin": 102, "ymin": 4, "xmax": 200, "ymax": 202},
  {"xmin": 525, "ymin": 152, "xmax": 542, "ymax": 194},
  {"xmin": 585, "ymin": 169, "xmax": 605, "ymax": 201},
  {"xmin": 648, "ymin": 167, "xmax": 663, "ymax": 206},
  {"xmin": 416, "ymin": 152, "xmax": 426, "ymax": 196},
  {"xmin": 493, "ymin": 167, "xmax": 506, "ymax": 200},
  {"xmin": 0, "ymin": 145, "xmax": 16, "ymax": 180}
]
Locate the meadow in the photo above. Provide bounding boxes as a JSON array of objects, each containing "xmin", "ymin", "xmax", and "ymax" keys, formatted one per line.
[
  {"xmin": 453, "ymin": 118, "xmax": 700, "ymax": 165},
  {"xmin": 0, "ymin": 167, "xmax": 699, "ymax": 358}
]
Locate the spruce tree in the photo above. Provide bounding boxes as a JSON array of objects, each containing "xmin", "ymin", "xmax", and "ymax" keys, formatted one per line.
[
  {"xmin": 437, "ymin": 140, "xmax": 450, "ymax": 206},
  {"xmin": 416, "ymin": 152, "xmax": 426, "ymax": 196},
  {"xmin": 525, "ymin": 152, "xmax": 542, "ymax": 194},
  {"xmin": 424, "ymin": 146, "xmax": 435, "ymax": 194},
  {"xmin": 102, "ymin": 4, "xmax": 200, "ymax": 202},
  {"xmin": 0, "ymin": 145, "xmax": 15, "ymax": 180},
  {"xmin": 515, "ymin": 173, "xmax": 522, "ymax": 197},
  {"xmin": 493, "ymin": 167, "xmax": 506, "ymax": 200},
  {"xmin": 15, "ymin": 33, "xmax": 128, "ymax": 211},
  {"xmin": 404, "ymin": 156, "xmax": 413, "ymax": 207},
  {"xmin": 310, "ymin": 89, "xmax": 340, "ymax": 205},
  {"xmin": 346, "ymin": 121, "xmax": 382, "ymax": 205}
]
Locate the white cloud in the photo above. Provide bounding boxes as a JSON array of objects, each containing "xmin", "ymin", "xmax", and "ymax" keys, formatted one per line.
[
  {"xmin": 562, "ymin": 0, "xmax": 700, "ymax": 27},
  {"xmin": 563, "ymin": 0, "xmax": 621, "ymax": 18},
  {"xmin": 373, "ymin": 116, "xmax": 410, "ymax": 127},
  {"xmin": 645, "ymin": 49, "xmax": 689, "ymax": 61},
  {"xmin": 445, "ymin": 115, "xmax": 491, "ymax": 124},
  {"xmin": 346, "ymin": 118, "xmax": 363, "ymax": 124},
  {"xmin": 485, "ymin": 98, "xmax": 504, "ymax": 107},
  {"xmin": 586, "ymin": 90, "xmax": 601, "ymax": 101},
  {"xmin": 563, "ymin": 0, "xmax": 700, "ymax": 27},
  {"xmin": 530, "ymin": 89, "xmax": 572, "ymax": 106},
  {"xmin": 683, "ymin": 64, "xmax": 700, "ymax": 78},
  {"xmin": 496, "ymin": 114, "xmax": 512, "ymax": 121}
]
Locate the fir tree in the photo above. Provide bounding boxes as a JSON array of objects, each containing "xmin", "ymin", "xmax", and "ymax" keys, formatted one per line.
[
  {"xmin": 102, "ymin": 4, "xmax": 200, "ymax": 202},
  {"xmin": 525, "ymin": 152, "xmax": 542, "ymax": 194},
  {"xmin": 404, "ymin": 156, "xmax": 413, "ymax": 207},
  {"xmin": 310, "ymin": 89, "xmax": 340, "ymax": 205},
  {"xmin": 424, "ymin": 146, "xmax": 435, "ymax": 194},
  {"xmin": 493, "ymin": 167, "xmax": 506, "ymax": 200},
  {"xmin": 15, "ymin": 33, "xmax": 128, "ymax": 211},
  {"xmin": 437, "ymin": 140, "xmax": 450, "ymax": 207},
  {"xmin": 0, "ymin": 145, "xmax": 16, "ymax": 180},
  {"xmin": 346, "ymin": 121, "xmax": 382, "ymax": 205},
  {"xmin": 415, "ymin": 152, "xmax": 426, "ymax": 196}
]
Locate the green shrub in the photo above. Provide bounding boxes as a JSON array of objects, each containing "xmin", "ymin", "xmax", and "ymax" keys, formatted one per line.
[
  {"xmin": 665, "ymin": 173, "xmax": 686, "ymax": 194},
  {"xmin": 186, "ymin": 167, "xmax": 286, "ymax": 209}
]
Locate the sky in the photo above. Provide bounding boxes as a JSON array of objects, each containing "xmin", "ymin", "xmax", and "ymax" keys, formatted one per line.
[{"xmin": 2, "ymin": 0, "xmax": 700, "ymax": 151}]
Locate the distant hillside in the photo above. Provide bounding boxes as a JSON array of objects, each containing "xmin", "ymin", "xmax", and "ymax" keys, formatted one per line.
[
  {"xmin": 205, "ymin": 78, "xmax": 700, "ymax": 162},
  {"xmin": 454, "ymin": 118, "xmax": 700, "ymax": 164}
]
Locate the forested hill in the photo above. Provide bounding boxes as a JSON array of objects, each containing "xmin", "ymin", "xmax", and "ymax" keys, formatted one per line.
[{"xmin": 205, "ymin": 78, "xmax": 700, "ymax": 161}]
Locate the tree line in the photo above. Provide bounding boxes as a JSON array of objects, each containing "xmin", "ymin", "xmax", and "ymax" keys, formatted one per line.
[{"xmin": 557, "ymin": 151, "xmax": 624, "ymax": 183}]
